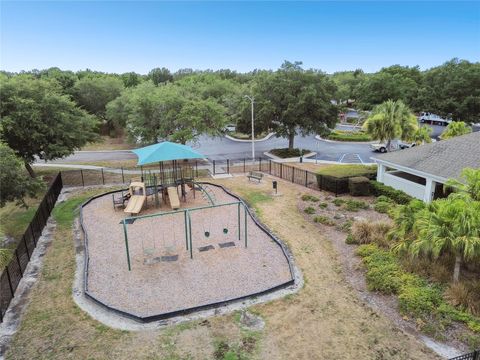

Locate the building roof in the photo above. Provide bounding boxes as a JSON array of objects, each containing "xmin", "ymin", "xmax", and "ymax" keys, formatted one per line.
[{"xmin": 373, "ymin": 132, "xmax": 480, "ymax": 181}]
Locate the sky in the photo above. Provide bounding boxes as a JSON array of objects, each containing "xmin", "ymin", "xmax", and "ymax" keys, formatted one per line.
[{"xmin": 1, "ymin": 1, "xmax": 479, "ymax": 74}]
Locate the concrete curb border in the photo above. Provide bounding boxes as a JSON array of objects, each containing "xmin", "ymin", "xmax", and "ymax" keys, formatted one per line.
[{"xmin": 225, "ymin": 132, "xmax": 275, "ymax": 143}]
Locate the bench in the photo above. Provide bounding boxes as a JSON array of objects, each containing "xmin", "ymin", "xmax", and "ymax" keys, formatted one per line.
[{"xmin": 247, "ymin": 171, "xmax": 263, "ymax": 182}]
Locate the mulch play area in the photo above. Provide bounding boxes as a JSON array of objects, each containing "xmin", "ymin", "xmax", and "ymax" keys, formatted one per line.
[{"xmin": 81, "ymin": 183, "xmax": 294, "ymax": 320}]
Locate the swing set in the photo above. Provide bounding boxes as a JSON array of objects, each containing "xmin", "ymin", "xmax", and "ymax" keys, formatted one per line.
[{"xmin": 121, "ymin": 200, "xmax": 249, "ymax": 271}]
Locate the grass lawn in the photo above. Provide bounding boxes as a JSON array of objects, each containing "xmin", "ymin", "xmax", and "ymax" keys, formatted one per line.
[
  {"xmin": 227, "ymin": 131, "xmax": 268, "ymax": 140},
  {"xmin": 317, "ymin": 164, "xmax": 377, "ymax": 178},
  {"xmin": 6, "ymin": 178, "xmax": 438, "ymax": 359},
  {"xmin": 81, "ymin": 136, "xmax": 136, "ymax": 151}
]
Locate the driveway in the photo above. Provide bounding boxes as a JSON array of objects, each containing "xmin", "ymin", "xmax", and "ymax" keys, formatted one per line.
[{"xmin": 42, "ymin": 124, "xmax": 443, "ymax": 166}]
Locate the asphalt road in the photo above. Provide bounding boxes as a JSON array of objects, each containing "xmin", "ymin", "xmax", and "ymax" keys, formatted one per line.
[{"xmin": 44, "ymin": 123, "xmax": 445, "ymax": 165}]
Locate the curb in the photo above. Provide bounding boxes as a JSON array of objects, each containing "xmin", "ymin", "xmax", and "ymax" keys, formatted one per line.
[
  {"xmin": 263, "ymin": 151, "xmax": 317, "ymax": 163},
  {"xmin": 315, "ymin": 135, "xmax": 376, "ymax": 145},
  {"xmin": 225, "ymin": 132, "xmax": 275, "ymax": 143}
]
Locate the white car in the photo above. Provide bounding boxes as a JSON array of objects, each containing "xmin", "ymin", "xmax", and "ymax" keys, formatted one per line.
[
  {"xmin": 224, "ymin": 124, "xmax": 236, "ymax": 132},
  {"xmin": 370, "ymin": 140, "xmax": 416, "ymax": 153}
]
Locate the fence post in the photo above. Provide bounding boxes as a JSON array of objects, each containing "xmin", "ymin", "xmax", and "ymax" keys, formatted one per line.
[
  {"xmin": 280, "ymin": 163, "xmax": 283, "ymax": 179},
  {"xmin": 213, "ymin": 160, "xmax": 216, "ymax": 175},
  {"xmin": 227, "ymin": 159, "xmax": 230, "ymax": 174},
  {"xmin": 23, "ymin": 235, "xmax": 30, "ymax": 260},
  {"xmin": 30, "ymin": 223, "xmax": 36, "ymax": 246},
  {"xmin": 259, "ymin": 158, "xmax": 262, "ymax": 171},
  {"xmin": 121, "ymin": 167, "xmax": 125, "ymax": 183},
  {"xmin": 5, "ymin": 267, "xmax": 14, "ymax": 298},
  {"xmin": 101, "ymin": 168, "xmax": 105, "ymax": 185},
  {"xmin": 80, "ymin": 169, "xmax": 85, "ymax": 187},
  {"xmin": 195, "ymin": 160, "xmax": 198, "ymax": 177},
  {"xmin": 243, "ymin": 158, "xmax": 246, "ymax": 173},
  {"xmin": 269, "ymin": 160, "xmax": 272, "ymax": 174},
  {"xmin": 305, "ymin": 171, "xmax": 308, "ymax": 187},
  {"xmin": 15, "ymin": 250, "xmax": 23, "ymax": 276},
  {"xmin": 292, "ymin": 166, "xmax": 295, "ymax": 183}
]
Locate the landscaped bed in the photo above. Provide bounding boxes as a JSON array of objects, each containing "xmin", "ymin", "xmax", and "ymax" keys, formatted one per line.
[{"xmin": 81, "ymin": 183, "xmax": 294, "ymax": 320}]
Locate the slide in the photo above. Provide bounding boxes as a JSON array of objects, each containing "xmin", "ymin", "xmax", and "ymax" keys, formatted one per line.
[
  {"xmin": 167, "ymin": 187, "xmax": 180, "ymax": 210},
  {"xmin": 124, "ymin": 195, "xmax": 145, "ymax": 215}
]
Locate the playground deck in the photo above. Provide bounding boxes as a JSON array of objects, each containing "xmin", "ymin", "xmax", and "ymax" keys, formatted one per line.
[{"xmin": 81, "ymin": 184, "xmax": 294, "ymax": 320}]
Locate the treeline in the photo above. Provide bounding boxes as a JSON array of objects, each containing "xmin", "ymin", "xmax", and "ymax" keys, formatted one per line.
[{"xmin": 0, "ymin": 59, "xmax": 479, "ymax": 168}]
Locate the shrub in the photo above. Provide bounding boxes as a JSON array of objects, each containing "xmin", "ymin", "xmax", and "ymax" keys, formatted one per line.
[
  {"xmin": 337, "ymin": 219, "xmax": 353, "ymax": 233},
  {"xmin": 348, "ymin": 176, "xmax": 370, "ymax": 196},
  {"xmin": 318, "ymin": 202, "xmax": 328, "ymax": 209},
  {"xmin": 344, "ymin": 199, "xmax": 369, "ymax": 212},
  {"xmin": 270, "ymin": 148, "xmax": 310, "ymax": 158},
  {"xmin": 301, "ymin": 194, "xmax": 319, "ymax": 202},
  {"xmin": 332, "ymin": 198, "xmax": 345, "ymax": 206},
  {"xmin": 304, "ymin": 206, "xmax": 315, "ymax": 215},
  {"xmin": 345, "ymin": 234, "xmax": 356, "ymax": 244},
  {"xmin": 370, "ymin": 181, "xmax": 412, "ymax": 205},
  {"xmin": 375, "ymin": 195, "xmax": 392, "ymax": 203},
  {"xmin": 327, "ymin": 130, "xmax": 372, "ymax": 142},
  {"xmin": 350, "ymin": 220, "xmax": 392, "ymax": 247},
  {"xmin": 313, "ymin": 215, "xmax": 334, "ymax": 226},
  {"xmin": 317, "ymin": 165, "xmax": 377, "ymax": 194},
  {"xmin": 374, "ymin": 201, "xmax": 390, "ymax": 214}
]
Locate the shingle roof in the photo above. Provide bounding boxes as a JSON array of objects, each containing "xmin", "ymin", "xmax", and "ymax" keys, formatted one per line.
[{"xmin": 373, "ymin": 132, "xmax": 480, "ymax": 181}]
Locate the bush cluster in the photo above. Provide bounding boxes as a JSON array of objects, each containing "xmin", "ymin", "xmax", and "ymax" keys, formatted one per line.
[
  {"xmin": 356, "ymin": 244, "xmax": 480, "ymax": 333},
  {"xmin": 370, "ymin": 181, "xmax": 412, "ymax": 205}
]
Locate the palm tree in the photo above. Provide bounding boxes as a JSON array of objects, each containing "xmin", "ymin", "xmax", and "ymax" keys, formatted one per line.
[
  {"xmin": 440, "ymin": 121, "xmax": 471, "ymax": 140},
  {"xmin": 446, "ymin": 168, "xmax": 480, "ymax": 201},
  {"xmin": 410, "ymin": 198, "xmax": 480, "ymax": 283},
  {"xmin": 390, "ymin": 199, "xmax": 426, "ymax": 252},
  {"xmin": 362, "ymin": 100, "xmax": 418, "ymax": 151},
  {"xmin": 413, "ymin": 126, "xmax": 432, "ymax": 145}
]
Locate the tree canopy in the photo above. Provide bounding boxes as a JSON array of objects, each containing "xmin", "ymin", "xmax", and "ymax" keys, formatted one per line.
[
  {"xmin": 0, "ymin": 75, "xmax": 98, "ymax": 176},
  {"xmin": 252, "ymin": 61, "xmax": 337, "ymax": 149},
  {"xmin": 0, "ymin": 142, "xmax": 44, "ymax": 207}
]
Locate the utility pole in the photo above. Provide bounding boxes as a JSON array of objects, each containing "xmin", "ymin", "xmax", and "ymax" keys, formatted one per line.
[{"xmin": 244, "ymin": 95, "xmax": 255, "ymax": 161}]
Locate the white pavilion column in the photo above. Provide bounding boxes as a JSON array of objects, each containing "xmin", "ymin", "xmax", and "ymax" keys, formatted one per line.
[
  {"xmin": 424, "ymin": 178, "xmax": 435, "ymax": 203},
  {"xmin": 377, "ymin": 163, "xmax": 385, "ymax": 182}
]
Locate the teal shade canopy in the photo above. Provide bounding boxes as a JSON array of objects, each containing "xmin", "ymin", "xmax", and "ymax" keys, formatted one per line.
[{"xmin": 131, "ymin": 141, "xmax": 205, "ymax": 166}]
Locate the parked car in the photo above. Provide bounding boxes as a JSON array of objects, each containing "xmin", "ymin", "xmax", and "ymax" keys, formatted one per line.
[
  {"xmin": 370, "ymin": 140, "xmax": 416, "ymax": 153},
  {"xmin": 419, "ymin": 112, "xmax": 452, "ymax": 126},
  {"xmin": 224, "ymin": 124, "xmax": 236, "ymax": 132}
]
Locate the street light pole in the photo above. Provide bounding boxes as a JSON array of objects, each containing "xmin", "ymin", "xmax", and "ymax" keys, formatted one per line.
[{"xmin": 244, "ymin": 95, "xmax": 255, "ymax": 161}]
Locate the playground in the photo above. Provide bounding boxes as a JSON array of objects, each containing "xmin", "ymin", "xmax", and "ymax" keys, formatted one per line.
[{"xmin": 81, "ymin": 181, "xmax": 294, "ymax": 320}]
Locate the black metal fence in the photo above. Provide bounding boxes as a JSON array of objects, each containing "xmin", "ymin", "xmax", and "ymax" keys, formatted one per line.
[
  {"xmin": 0, "ymin": 173, "xmax": 63, "ymax": 322},
  {"xmin": 450, "ymin": 350, "xmax": 479, "ymax": 360}
]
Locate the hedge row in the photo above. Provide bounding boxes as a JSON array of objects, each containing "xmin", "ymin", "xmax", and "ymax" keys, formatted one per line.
[{"xmin": 369, "ymin": 180, "xmax": 413, "ymax": 204}]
